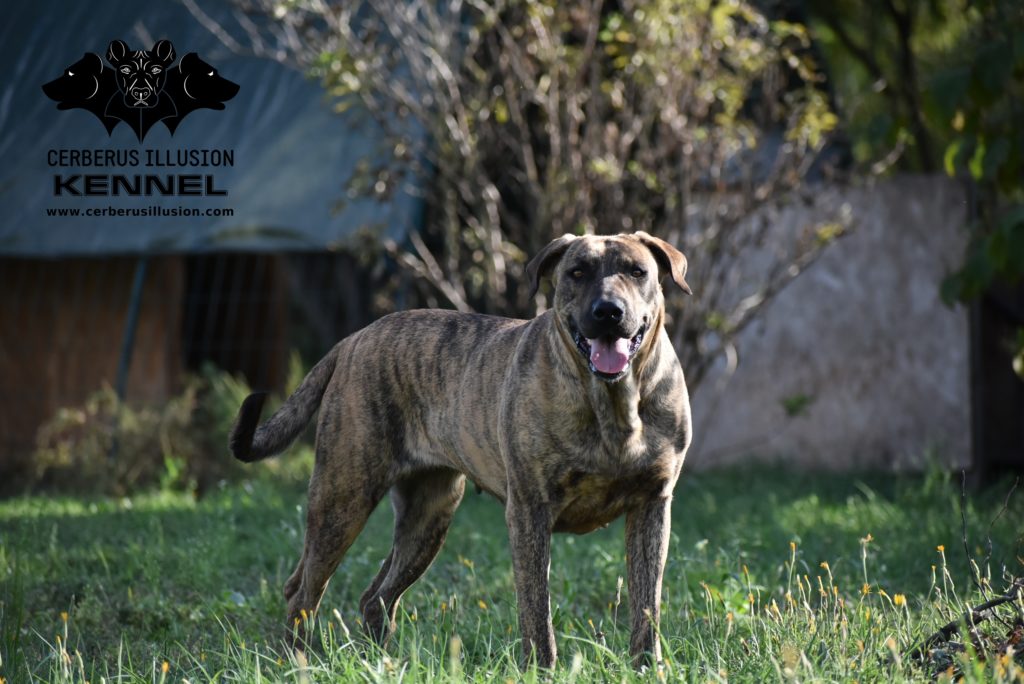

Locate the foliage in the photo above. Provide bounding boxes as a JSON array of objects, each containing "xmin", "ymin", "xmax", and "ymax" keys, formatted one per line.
[
  {"xmin": 1, "ymin": 467, "xmax": 1021, "ymax": 682},
  {"xmin": 30, "ymin": 358, "xmax": 314, "ymax": 496},
  {"xmin": 201, "ymin": 0, "xmax": 845, "ymax": 389},
  {"xmin": 32, "ymin": 381, "xmax": 205, "ymax": 496},
  {"xmin": 807, "ymin": 0, "xmax": 1024, "ymax": 303},
  {"xmin": 930, "ymin": 0, "xmax": 1024, "ymax": 305}
]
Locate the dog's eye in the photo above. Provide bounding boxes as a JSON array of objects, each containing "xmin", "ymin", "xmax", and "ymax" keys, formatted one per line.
[
  {"xmin": 67, "ymin": 70, "xmax": 74, "ymax": 76},
  {"xmin": 120, "ymin": 66, "xmax": 131, "ymax": 74},
  {"xmin": 151, "ymin": 66, "xmax": 162, "ymax": 74},
  {"xmin": 631, "ymin": 268, "xmax": 646, "ymax": 279},
  {"xmin": 207, "ymin": 70, "xmax": 215, "ymax": 77},
  {"xmin": 568, "ymin": 267, "xmax": 585, "ymax": 280}
]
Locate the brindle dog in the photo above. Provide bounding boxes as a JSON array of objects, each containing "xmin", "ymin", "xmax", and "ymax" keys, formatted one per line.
[{"xmin": 230, "ymin": 231, "xmax": 693, "ymax": 668}]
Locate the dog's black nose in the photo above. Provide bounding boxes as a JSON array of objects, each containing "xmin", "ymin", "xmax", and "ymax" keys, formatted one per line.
[{"xmin": 591, "ymin": 298, "xmax": 624, "ymax": 322}]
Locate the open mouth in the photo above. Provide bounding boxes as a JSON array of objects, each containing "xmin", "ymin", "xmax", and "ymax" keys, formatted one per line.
[{"xmin": 571, "ymin": 321, "xmax": 646, "ymax": 382}]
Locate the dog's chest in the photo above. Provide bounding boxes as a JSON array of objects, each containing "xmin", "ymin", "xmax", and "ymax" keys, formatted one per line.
[{"xmin": 550, "ymin": 462, "xmax": 674, "ymax": 534}]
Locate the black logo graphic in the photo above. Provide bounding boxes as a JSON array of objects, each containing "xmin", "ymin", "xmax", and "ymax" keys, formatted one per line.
[{"xmin": 43, "ymin": 40, "xmax": 240, "ymax": 142}]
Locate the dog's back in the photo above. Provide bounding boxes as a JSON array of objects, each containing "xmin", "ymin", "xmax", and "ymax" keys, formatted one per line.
[{"xmin": 231, "ymin": 309, "xmax": 528, "ymax": 471}]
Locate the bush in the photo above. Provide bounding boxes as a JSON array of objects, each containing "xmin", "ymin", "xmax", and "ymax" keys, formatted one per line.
[
  {"xmin": 33, "ymin": 381, "xmax": 203, "ymax": 495},
  {"xmin": 31, "ymin": 359, "xmax": 314, "ymax": 496},
  {"xmin": 203, "ymin": 0, "xmax": 847, "ymax": 390}
]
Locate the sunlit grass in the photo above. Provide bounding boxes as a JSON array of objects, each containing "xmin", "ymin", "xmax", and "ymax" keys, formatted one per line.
[{"xmin": 1, "ymin": 466, "xmax": 1021, "ymax": 682}]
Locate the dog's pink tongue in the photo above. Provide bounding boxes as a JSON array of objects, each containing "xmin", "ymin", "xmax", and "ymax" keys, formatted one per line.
[{"xmin": 588, "ymin": 337, "xmax": 631, "ymax": 374}]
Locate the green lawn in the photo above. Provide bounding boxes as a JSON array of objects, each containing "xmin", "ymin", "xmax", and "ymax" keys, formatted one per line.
[{"xmin": 1, "ymin": 463, "xmax": 1021, "ymax": 682}]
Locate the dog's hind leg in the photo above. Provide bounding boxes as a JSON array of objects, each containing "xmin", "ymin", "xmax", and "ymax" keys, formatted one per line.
[
  {"xmin": 285, "ymin": 444, "xmax": 390, "ymax": 649},
  {"xmin": 357, "ymin": 549, "xmax": 393, "ymax": 616},
  {"xmin": 360, "ymin": 467, "xmax": 465, "ymax": 644},
  {"xmin": 357, "ymin": 468, "xmax": 464, "ymax": 626}
]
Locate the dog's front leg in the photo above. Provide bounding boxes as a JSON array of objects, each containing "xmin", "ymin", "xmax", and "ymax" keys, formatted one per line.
[
  {"xmin": 626, "ymin": 494, "xmax": 672, "ymax": 667},
  {"xmin": 505, "ymin": 495, "xmax": 556, "ymax": 668}
]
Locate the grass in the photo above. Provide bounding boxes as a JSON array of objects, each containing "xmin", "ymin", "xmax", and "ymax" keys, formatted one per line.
[{"xmin": 1, "ymin": 462, "xmax": 1022, "ymax": 683}]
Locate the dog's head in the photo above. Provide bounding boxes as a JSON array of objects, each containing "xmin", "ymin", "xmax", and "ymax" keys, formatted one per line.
[
  {"xmin": 42, "ymin": 53, "xmax": 108, "ymax": 108},
  {"xmin": 106, "ymin": 39, "xmax": 175, "ymax": 109},
  {"xmin": 174, "ymin": 53, "xmax": 240, "ymax": 108},
  {"xmin": 527, "ymin": 232, "xmax": 691, "ymax": 382}
]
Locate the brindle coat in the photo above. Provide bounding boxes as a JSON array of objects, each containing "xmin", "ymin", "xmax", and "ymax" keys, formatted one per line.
[{"xmin": 230, "ymin": 231, "xmax": 693, "ymax": 668}]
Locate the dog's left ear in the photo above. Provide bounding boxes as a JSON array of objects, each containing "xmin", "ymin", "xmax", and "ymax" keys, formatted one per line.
[
  {"xmin": 152, "ymin": 40, "xmax": 176, "ymax": 66},
  {"xmin": 634, "ymin": 231, "xmax": 692, "ymax": 294},
  {"xmin": 526, "ymin": 234, "xmax": 578, "ymax": 299},
  {"xmin": 179, "ymin": 52, "xmax": 198, "ymax": 72},
  {"xmin": 83, "ymin": 52, "xmax": 104, "ymax": 71}
]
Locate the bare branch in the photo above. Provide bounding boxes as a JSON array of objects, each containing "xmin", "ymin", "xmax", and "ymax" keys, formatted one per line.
[
  {"xmin": 909, "ymin": 580, "xmax": 1024, "ymax": 662},
  {"xmin": 961, "ymin": 470, "xmax": 988, "ymax": 596},
  {"xmin": 201, "ymin": 0, "xmax": 844, "ymax": 385}
]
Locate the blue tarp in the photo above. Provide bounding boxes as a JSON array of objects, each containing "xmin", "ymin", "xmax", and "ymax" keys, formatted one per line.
[{"xmin": 0, "ymin": 0, "xmax": 422, "ymax": 256}]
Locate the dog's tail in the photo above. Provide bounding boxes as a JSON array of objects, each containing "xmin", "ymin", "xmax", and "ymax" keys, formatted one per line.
[{"xmin": 229, "ymin": 345, "xmax": 339, "ymax": 462}]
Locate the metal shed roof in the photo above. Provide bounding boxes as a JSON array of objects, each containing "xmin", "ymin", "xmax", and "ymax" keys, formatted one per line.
[{"xmin": 0, "ymin": 0, "xmax": 422, "ymax": 256}]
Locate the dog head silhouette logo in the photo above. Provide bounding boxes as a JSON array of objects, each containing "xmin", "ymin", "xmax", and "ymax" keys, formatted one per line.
[
  {"xmin": 164, "ymin": 52, "xmax": 241, "ymax": 134},
  {"xmin": 42, "ymin": 40, "xmax": 239, "ymax": 142},
  {"xmin": 107, "ymin": 39, "xmax": 175, "ymax": 109},
  {"xmin": 41, "ymin": 52, "xmax": 120, "ymax": 134}
]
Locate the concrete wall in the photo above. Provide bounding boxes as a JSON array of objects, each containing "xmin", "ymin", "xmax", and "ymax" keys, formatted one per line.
[{"xmin": 688, "ymin": 174, "xmax": 971, "ymax": 471}]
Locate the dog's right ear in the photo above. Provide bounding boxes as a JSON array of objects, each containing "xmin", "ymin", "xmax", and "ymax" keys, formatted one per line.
[
  {"xmin": 106, "ymin": 40, "xmax": 130, "ymax": 66},
  {"xmin": 526, "ymin": 234, "xmax": 578, "ymax": 299}
]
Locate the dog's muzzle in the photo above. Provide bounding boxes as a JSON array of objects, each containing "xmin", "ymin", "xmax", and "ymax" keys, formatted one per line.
[
  {"xmin": 571, "ymin": 321, "xmax": 646, "ymax": 382},
  {"xmin": 129, "ymin": 86, "xmax": 154, "ymax": 107}
]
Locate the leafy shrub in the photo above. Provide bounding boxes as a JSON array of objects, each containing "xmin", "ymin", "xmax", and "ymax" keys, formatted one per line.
[
  {"xmin": 33, "ymin": 382, "xmax": 203, "ymax": 495},
  {"xmin": 31, "ymin": 358, "xmax": 314, "ymax": 496}
]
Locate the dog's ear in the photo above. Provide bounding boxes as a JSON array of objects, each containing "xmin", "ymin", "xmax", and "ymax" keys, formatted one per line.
[
  {"xmin": 106, "ymin": 40, "xmax": 130, "ymax": 66},
  {"xmin": 152, "ymin": 40, "xmax": 176, "ymax": 66},
  {"xmin": 526, "ymin": 234, "xmax": 578, "ymax": 299},
  {"xmin": 83, "ymin": 52, "xmax": 104, "ymax": 71},
  {"xmin": 634, "ymin": 231, "xmax": 692, "ymax": 295}
]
